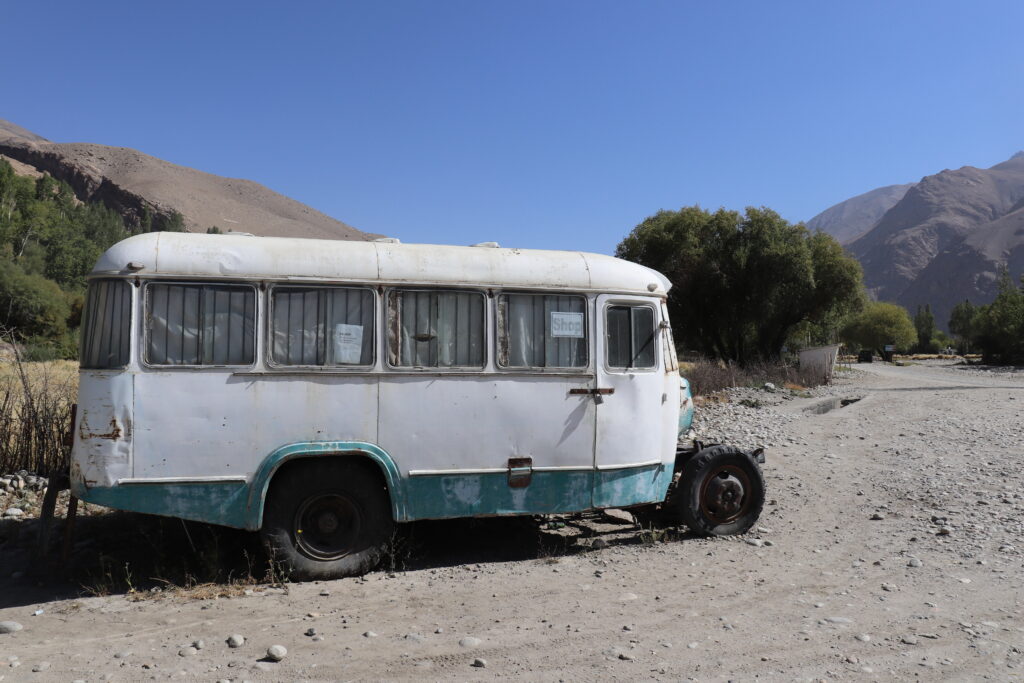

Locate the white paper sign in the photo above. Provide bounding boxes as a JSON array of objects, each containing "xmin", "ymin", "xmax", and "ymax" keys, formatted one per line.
[
  {"xmin": 333, "ymin": 324, "xmax": 364, "ymax": 364},
  {"xmin": 550, "ymin": 311, "xmax": 584, "ymax": 338}
]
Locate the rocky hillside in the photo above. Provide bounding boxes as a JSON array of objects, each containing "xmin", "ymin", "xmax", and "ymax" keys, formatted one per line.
[
  {"xmin": 806, "ymin": 183, "xmax": 914, "ymax": 245},
  {"xmin": 0, "ymin": 119, "xmax": 374, "ymax": 241},
  {"xmin": 809, "ymin": 152, "xmax": 1024, "ymax": 329}
]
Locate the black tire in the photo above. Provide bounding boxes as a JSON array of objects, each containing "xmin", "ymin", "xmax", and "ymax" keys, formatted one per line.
[
  {"xmin": 261, "ymin": 460, "xmax": 394, "ymax": 580},
  {"xmin": 666, "ymin": 445, "xmax": 765, "ymax": 536}
]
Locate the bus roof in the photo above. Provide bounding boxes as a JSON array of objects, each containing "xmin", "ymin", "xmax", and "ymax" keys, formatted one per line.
[{"xmin": 90, "ymin": 232, "xmax": 671, "ymax": 295}]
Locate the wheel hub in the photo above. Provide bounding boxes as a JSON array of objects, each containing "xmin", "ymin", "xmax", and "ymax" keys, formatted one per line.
[
  {"xmin": 316, "ymin": 511, "xmax": 340, "ymax": 534},
  {"xmin": 294, "ymin": 494, "xmax": 362, "ymax": 561},
  {"xmin": 700, "ymin": 467, "xmax": 750, "ymax": 524}
]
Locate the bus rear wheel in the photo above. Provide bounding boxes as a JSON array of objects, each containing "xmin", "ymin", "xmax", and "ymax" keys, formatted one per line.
[
  {"xmin": 666, "ymin": 445, "xmax": 765, "ymax": 536},
  {"xmin": 261, "ymin": 460, "xmax": 394, "ymax": 580}
]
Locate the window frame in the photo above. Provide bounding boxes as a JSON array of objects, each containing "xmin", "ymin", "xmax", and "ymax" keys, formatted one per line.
[
  {"xmin": 265, "ymin": 283, "xmax": 377, "ymax": 370},
  {"xmin": 79, "ymin": 278, "xmax": 134, "ymax": 370},
  {"xmin": 495, "ymin": 291, "xmax": 590, "ymax": 372},
  {"xmin": 142, "ymin": 280, "xmax": 259, "ymax": 369},
  {"xmin": 603, "ymin": 301, "xmax": 660, "ymax": 373},
  {"xmin": 385, "ymin": 286, "xmax": 488, "ymax": 371}
]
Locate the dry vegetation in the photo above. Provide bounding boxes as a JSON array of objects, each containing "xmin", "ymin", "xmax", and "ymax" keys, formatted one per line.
[
  {"xmin": 681, "ymin": 357, "xmax": 827, "ymax": 396},
  {"xmin": 0, "ymin": 358, "xmax": 77, "ymax": 477}
]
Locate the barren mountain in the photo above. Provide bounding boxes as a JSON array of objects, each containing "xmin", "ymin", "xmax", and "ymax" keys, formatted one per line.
[
  {"xmin": 812, "ymin": 152, "xmax": 1024, "ymax": 328},
  {"xmin": 806, "ymin": 183, "xmax": 914, "ymax": 244},
  {"xmin": 0, "ymin": 119, "xmax": 374, "ymax": 241}
]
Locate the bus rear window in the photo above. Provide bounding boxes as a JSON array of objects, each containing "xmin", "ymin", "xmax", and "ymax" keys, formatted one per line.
[{"xmin": 80, "ymin": 280, "xmax": 132, "ymax": 369}]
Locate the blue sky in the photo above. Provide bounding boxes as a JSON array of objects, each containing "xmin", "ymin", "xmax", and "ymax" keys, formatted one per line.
[{"xmin": 5, "ymin": 1, "xmax": 1022, "ymax": 253}]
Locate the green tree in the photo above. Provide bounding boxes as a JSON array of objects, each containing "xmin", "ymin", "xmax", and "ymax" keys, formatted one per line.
[
  {"xmin": 206, "ymin": 226, "xmax": 223, "ymax": 234},
  {"xmin": 157, "ymin": 210, "xmax": 186, "ymax": 232},
  {"xmin": 0, "ymin": 158, "xmax": 135, "ymax": 348},
  {"xmin": 913, "ymin": 304, "xmax": 936, "ymax": 352},
  {"xmin": 616, "ymin": 206, "xmax": 864, "ymax": 364},
  {"xmin": 0, "ymin": 256, "xmax": 70, "ymax": 339},
  {"xmin": 948, "ymin": 299, "xmax": 977, "ymax": 353},
  {"xmin": 972, "ymin": 270, "xmax": 1024, "ymax": 364},
  {"xmin": 840, "ymin": 301, "xmax": 917, "ymax": 358}
]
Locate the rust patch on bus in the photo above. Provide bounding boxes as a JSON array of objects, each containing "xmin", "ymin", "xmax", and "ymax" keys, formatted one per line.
[{"xmin": 79, "ymin": 415, "xmax": 123, "ymax": 441}]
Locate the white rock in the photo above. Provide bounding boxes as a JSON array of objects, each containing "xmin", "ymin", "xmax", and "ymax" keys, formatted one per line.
[{"xmin": 266, "ymin": 645, "xmax": 287, "ymax": 662}]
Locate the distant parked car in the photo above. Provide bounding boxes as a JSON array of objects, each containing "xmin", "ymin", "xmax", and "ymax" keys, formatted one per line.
[{"xmin": 857, "ymin": 349, "xmax": 873, "ymax": 363}]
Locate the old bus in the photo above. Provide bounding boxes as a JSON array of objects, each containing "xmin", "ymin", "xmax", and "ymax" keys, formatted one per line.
[{"xmin": 71, "ymin": 232, "xmax": 763, "ymax": 579}]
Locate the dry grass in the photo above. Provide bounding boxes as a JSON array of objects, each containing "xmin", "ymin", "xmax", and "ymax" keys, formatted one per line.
[
  {"xmin": 69, "ymin": 511, "xmax": 281, "ymax": 598},
  {"xmin": 682, "ymin": 357, "xmax": 825, "ymax": 396},
  {"xmin": 0, "ymin": 358, "xmax": 78, "ymax": 476}
]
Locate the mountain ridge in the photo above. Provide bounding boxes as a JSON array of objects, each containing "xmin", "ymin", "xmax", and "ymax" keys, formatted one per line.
[
  {"xmin": 809, "ymin": 152, "xmax": 1024, "ymax": 329},
  {"xmin": 0, "ymin": 119, "xmax": 375, "ymax": 241}
]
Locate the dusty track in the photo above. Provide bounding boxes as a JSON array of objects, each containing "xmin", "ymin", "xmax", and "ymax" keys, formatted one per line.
[{"xmin": 1, "ymin": 362, "xmax": 1022, "ymax": 680}]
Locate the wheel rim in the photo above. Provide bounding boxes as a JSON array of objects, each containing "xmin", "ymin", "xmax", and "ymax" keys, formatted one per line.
[
  {"xmin": 699, "ymin": 465, "xmax": 752, "ymax": 525},
  {"xmin": 293, "ymin": 493, "xmax": 362, "ymax": 561}
]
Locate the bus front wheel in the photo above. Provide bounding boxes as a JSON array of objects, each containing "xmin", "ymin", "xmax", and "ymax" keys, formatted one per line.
[
  {"xmin": 666, "ymin": 445, "xmax": 765, "ymax": 536},
  {"xmin": 261, "ymin": 460, "xmax": 394, "ymax": 580}
]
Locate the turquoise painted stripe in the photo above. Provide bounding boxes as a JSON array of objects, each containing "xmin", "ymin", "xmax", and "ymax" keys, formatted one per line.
[
  {"xmin": 404, "ymin": 470, "xmax": 594, "ymax": 520},
  {"xmin": 78, "ymin": 480, "xmax": 251, "ymax": 529},
  {"xmin": 246, "ymin": 441, "xmax": 406, "ymax": 529},
  {"xmin": 75, "ymin": 443, "xmax": 671, "ymax": 529},
  {"xmin": 592, "ymin": 463, "xmax": 671, "ymax": 510}
]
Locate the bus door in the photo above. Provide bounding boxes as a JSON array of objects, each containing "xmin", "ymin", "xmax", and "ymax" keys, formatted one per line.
[{"xmin": 592, "ymin": 294, "xmax": 676, "ymax": 508}]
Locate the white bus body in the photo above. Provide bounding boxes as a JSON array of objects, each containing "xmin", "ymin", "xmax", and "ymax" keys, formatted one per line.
[{"xmin": 71, "ymin": 232, "xmax": 687, "ymax": 576}]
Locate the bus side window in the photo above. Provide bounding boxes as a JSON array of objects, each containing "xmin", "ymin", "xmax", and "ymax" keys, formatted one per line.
[
  {"xmin": 146, "ymin": 283, "xmax": 256, "ymax": 366},
  {"xmin": 387, "ymin": 289, "xmax": 485, "ymax": 368},
  {"xmin": 270, "ymin": 286, "xmax": 374, "ymax": 366},
  {"xmin": 497, "ymin": 293, "xmax": 587, "ymax": 368},
  {"xmin": 81, "ymin": 279, "xmax": 132, "ymax": 369},
  {"xmin": 606, "ymin": 305, "xmax": 656, "ymax": 370}
]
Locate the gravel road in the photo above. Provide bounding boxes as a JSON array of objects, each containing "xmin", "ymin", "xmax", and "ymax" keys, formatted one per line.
[{"xmin": 0, "ymin": 361, "xmax": 1022, "ymax": 680}]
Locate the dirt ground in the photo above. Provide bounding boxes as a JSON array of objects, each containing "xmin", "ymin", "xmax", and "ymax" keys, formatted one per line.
[{"xmin": 1, "ymin": 362, "xmax": 1022, "ymax": 681}]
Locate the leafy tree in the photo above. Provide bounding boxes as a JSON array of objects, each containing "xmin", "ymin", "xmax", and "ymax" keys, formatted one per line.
[
  {"xmin": 913, "ymin": 304, "xmax": 936, "ymax": 352},
  {"xmin": 157, "ymin": 210, "xmax": 186, "ymax": 232},
  {"xmin": 206, "ymin": 226, "xmax": 223, "ymax": 234},
  {"xmin": 616, "ymin": 206, "xmax": 864, "ymax": 364},
  {"xmin": 932, "ymin": 329, "xmax": 953, "ymax": 353},
  {"xmin": 0, "ymin": 256, "xmax": 70, "ymax": 339},
  {"xmin": 140, "ymin": 205, "xmax": 153, "ymax": 234},
  {"xmin": 0, "ymin": 158, "xmax": 137, "ymax": 351},
  {"xmin": 948, "ymin": 299, "xmax": 977, "ymax": 353},
  {"xmin": 45, "ymin": 235, "xmax": 101, "ymax": 288},
  {"xmin": 972, "ymin": 270, "xmax": 1024, "ymax": 364},
  {"xmin": 840, "ymin": 301, "xmax": 917, "ymax": 358}
]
